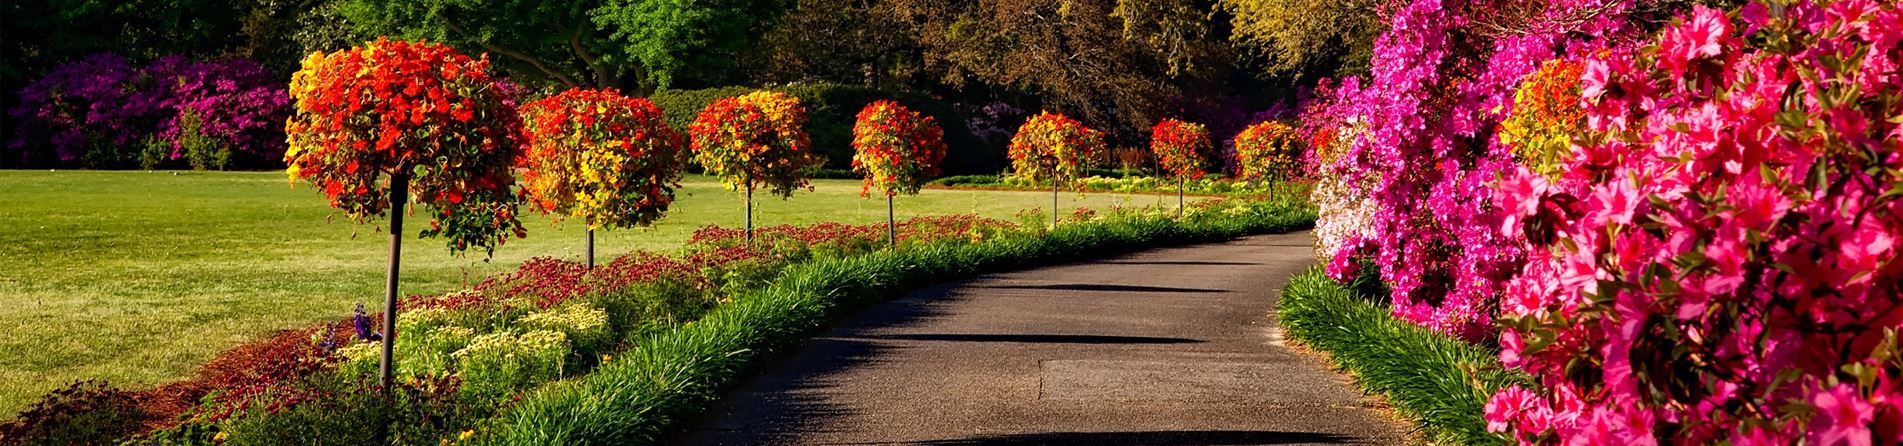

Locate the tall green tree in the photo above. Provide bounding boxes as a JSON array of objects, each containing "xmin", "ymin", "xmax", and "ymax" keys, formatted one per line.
[
  {"xmin": 592, "ymin": 0, "xmax": 790, "ymax": 90},
  {"xmin": 1218, "ymin": 0, "xmax": 1382, "ymax": 79}
]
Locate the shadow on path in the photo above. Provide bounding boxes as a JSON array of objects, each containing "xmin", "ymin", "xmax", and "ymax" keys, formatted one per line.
[
  {"xmin": 860, "ymin": 333, "xmax": 1204, "ymax": 344},
  {"xmin": 832, "ymin": 430, "xmax": 1356, "ymax": 445},
  {"xmin": 980, "ymin": 284, "xmax": 1227, "ymax": 293}
]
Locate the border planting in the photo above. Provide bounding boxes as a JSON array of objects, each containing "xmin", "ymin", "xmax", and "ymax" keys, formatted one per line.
[
  {"xmin": 1276, "ymin": 267, "xmax": 1527, "ymax": 446},
  {"xmin": 493, "ymin": 197, "xmax": 1317, "ymax": 445}
]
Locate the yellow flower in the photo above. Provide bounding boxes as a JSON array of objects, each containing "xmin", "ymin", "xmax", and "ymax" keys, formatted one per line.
[
  {"xmin": 459, "ymin": 429, "xmax": 475, "ymax": 441},
  {"xmin": 214, "ymin": 431, "xmax": 229, "ymax": 442}
]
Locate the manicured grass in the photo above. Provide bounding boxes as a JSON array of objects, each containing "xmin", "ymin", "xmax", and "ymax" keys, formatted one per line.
[
  {"xmin": 1276, "ymin": 268, "xmax": 1529, "ymax": 445},
  {"xmin": 0, "ymin": 170, "xmax": 1177, "ymax": 413}
]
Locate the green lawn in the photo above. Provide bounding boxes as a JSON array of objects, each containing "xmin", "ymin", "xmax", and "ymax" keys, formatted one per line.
[{"xmin": 0, "ymin": 170, "xmax": 1177, "ymax": 413}]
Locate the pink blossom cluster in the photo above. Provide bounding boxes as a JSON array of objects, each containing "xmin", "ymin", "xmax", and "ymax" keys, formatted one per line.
[
  {"xmin": 1486, "ymin": 1, "xmax": 1903, "ymax": 443},
  {"xmin": 1311, "ymin": 0, "xmax": 1640, "ymax": 340}
]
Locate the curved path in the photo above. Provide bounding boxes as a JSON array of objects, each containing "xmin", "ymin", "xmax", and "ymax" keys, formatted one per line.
[{"xmin": 680, "ymin": 231, "xmax": 1407, "ymax": 445}]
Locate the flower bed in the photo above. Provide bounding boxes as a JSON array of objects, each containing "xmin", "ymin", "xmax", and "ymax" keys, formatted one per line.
[
  {"xmin": 928, "ymin": 174, "xmax": 1293, "ymax": 196},
  {"xmin": 3, "ymin": 215, "xmax": 1015, "ymax": 445}
]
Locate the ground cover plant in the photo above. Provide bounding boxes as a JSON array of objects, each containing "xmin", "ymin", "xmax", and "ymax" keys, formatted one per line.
[{"xmin": 0, "ymin": 171, "xmax": 1167, "ymax": 414}]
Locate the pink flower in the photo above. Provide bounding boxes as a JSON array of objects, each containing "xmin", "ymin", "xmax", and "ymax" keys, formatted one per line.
[
  {"xmin": 1581, "ymin": 58, "xmax": 1611, "ymax": 100},
  {"xmin": 1809, "ymin": 382, "xmax": 1875, "ymax": 446},
  {"xmin": 1661, "ymin": 5, "xmax": 1733, "ymax": 73}
]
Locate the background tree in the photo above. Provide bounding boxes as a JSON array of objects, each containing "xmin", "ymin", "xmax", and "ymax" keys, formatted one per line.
[
  {"xmin": 688, "ymin": 91, "xmax": 822, "ymax": 243},
  {"xmin": 594, "ymin": 0, "xmax": 791, "ymax": 90},
  {"xmin": 283, "ymin": 39, "xmax": 528, "ymax": 389},
  {"xmin": 337, "ymin": 0, "xmax": 622, "ymax": 90},
  {"xmin": 1007, "ymin": 112, "xmax": 1105, "ymax": 227},
  {"xmin": 1149, "ymin": 118, "xmax": 1211, "ymax": 216},
  {"xmin": 851, "ymin": 100, "xmax": 948, "ymax": 246},
  {"xmin": 1218, "ymin": 0, "xmax": 1383, "ymax": 80},
  {"xmin": 519, "ymin": 88, "xmax": 686, "ymax": 268}
]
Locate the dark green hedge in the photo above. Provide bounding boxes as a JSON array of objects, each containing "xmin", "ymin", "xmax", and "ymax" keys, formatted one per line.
[
  {"xmin": 649, "ymin": 84, "xmax": 1003, "ymax": 175},
  {"xmin": 1276, "ymin": 268, "xmax": 1528, "ymax": 445}
]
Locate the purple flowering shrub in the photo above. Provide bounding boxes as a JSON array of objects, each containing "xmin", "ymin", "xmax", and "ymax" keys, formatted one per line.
[{"xmin": 6, "ymin": 53, "xmax": 289, "ymax": 169}]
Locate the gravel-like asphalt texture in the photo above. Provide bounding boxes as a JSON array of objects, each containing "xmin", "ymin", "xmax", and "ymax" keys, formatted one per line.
[{"xmin": 679, "ymin": 231, "xmax": 1407, "ymax": 445}]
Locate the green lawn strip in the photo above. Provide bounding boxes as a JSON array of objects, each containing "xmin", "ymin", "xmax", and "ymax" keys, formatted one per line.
[
  {"xmin": 489, "ymin": 199, "xmax": 1317, "ymax": 445},
  {"xmin": 1275, "ymin": 268, "xmax": 1529, "ymax": 446}
]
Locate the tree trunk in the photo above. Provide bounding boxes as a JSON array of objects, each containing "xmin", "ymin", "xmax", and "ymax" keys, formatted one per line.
[
  {"xmin": 380, "ymin": 174, "xmax": 407, "ymax": 391},
  {"xmin": 745, "ymin": 183, "xmax": 755, "ymax": 245},
  {"xmin": 1050, "ymin": 171, "xmax": 1059, "ymax": 229},
  {"xmin": 586, "ymin": 228, "xmax": 595, "ymax": 269},
  {"xmin": 1178, "ymin": 177, "xmax": 1185, "ymax": 219},
  {"xmin": 886, "ymin": 194, "xmax": 896, "ymax": 248}
]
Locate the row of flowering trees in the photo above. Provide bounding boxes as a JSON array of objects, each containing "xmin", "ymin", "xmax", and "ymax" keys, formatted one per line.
[
  {"xmin": 1304, "ymin": 0, "xmax": 1902, "ymax": 443},
  {"xmin": 280, "ymin": 38, "xmax": 960, "ymax": 391}
]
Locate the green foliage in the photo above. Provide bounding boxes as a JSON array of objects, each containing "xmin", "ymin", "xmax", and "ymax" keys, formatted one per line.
[
  {"xmin": 652, "ymin": 84, "xmax": 999, "ymax": 174},
  {"xmin": 488, "ymin": 197, "xmax": 1316, "ymax": 445},
  {"xmin": 336, "ymin": 0, "xmax": 618, "ymax": 89},
  {"xmin": 455, "ymin": 330, "xmax": 572, "ymax": 402},
  {"xmin": 592, "ymin": 0, "xmax": 789, "ymax": 89},
  {"xmin": 1276, "ymin": 268, "xmax": 1527, "ymax": 445},
  {"xmin": 216, "ymin": 373, "xmax": 471, "ymax": 446},
  {"xmin": 1218, "ymin": 0, "xmax": 1383, "ymax": 79}
]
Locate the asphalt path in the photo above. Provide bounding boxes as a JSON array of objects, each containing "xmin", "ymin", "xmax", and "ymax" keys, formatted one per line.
[{"xmin": 680, "ymin": 231, "xmax": 1407, "ymax": 445}]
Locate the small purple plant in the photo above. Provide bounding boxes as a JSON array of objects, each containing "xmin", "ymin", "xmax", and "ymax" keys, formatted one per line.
[{"xmin": 352, "ymin": 303, "xmax": 382, "ymax": 342}]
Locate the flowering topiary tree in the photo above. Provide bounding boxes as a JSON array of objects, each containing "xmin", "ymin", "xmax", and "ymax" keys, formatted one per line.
[
  {"xmin": 1149, "ymin": 118, "xmax": 1211, "ymax": 217},
  {"xmin": 688, "ymin": 91, "xmax": 821, "ymax": 243},
  {"xmin": 1232, "ymin": 121, "xmax": 1302, "ymax": 188},
  {"xmin": 1007, "ymin": 111, "xmax": 1105, "ymax": 227},
  {"xmin": 1485, "ymin": 3, "xmax": 1903, "ymax": 443},
  {"xmin": 851, "ymin": 100, "xmax": 947, "ymax": 246},
  {"xmin": 520, "ymin": 88, "xmax": 686, "ymax": 268},
  {"xmin": 283, "ymin": 38, "xmax": 528, "ymax": 389}
]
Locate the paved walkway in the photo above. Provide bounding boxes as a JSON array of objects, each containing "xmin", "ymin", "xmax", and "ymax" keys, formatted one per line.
[{"xmin": 680, "ymin": 231, "xmax": 1407, "ymax": 445}]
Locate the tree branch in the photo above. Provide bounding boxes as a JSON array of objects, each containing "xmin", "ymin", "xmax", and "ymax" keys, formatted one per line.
[
  {"xmin": 569, "ymin": 27, "xmax": 613, "ymax": 89},
  {"xmin": 443, "ymin": 21, "xmax": 582, "ymax": 88}
]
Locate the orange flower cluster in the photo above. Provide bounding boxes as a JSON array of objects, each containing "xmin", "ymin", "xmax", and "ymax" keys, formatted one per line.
[
  {"xmin": 1149, "ymin": 118, "xmax": 1212, "ymax": 180},
  {"xmin": 688, "ymin": 91, "xmax": 822, "ymax": 198},
  {"xmin": 1498, "ymin": 59, "xmax": 1586, "ymax": 177},
  {"xmin": 1007, "ymin": 112, "xmax": 1105, "ymax": 184},
  {"xmin": 519, "ymin": 88, "xmax": 685, "ymax": 230},
  {"xmin": 850, "ymin": 100, "xmax": 947, "ymax": 197},
  {"xmin": 283, "ymin": 38, "xmax": 526, "ymax": 255},
  {"xmin": 1233, "ymin": 121, "xmax": 1303, "ymax": 182}
]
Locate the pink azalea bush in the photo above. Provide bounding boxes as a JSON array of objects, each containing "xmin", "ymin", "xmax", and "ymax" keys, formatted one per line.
[
  {"xmin": 1486, "ymin": 1, "xmax": 1903, "ymax": 443},
  {"xmin": 1310, "ymin": 0, "xmax": 1650, "ymax": 340}
]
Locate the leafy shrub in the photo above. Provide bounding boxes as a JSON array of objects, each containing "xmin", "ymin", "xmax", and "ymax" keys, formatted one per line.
[
  {"xmin": 215, "ymin": 373, "xmax": 468, "ymax": 446},
  {"xmin": 1487, "ymin": 3, "xmax": 1903, "ymax": 444},
  {"xmin": 283, "ymin": 38, "xmax": 527, "ymax": 255},
  {"xmin": 650, "ymin": 84, "xmax": 999, "ymax": 174},
  {"xmin": 1149, "ymin": 118, "xmax": 1212, "ymax": 180},
  {"xmin": 688, "ymin": 90, "xmax": 823, "ymax": 198},
  {"xmin": 1006, "ymin": 112, "xmax": 1106, "ymax": 184},
  {"xmin": 520, "ymin": 88, "xmax": 686, "ymax": 230},
  {"xmin": 0, "ymin": 380, "xmax": 145, "ymax": 445},
  {"xmin": 517, "ymin": 304, "xmax": 614, "ymax": 357},
  {"xmin": 851, "ymin": 100, "xmax": 948, "ymax": 196},
  {"xmin": 1231, "ymin": 121, "xmax": 1302, "ymax": 183}
]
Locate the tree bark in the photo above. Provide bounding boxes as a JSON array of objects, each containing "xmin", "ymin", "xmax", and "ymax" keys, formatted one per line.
[{"xmin": 380, "ymin": 174, "xmax": 408, "ymax": 391}]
